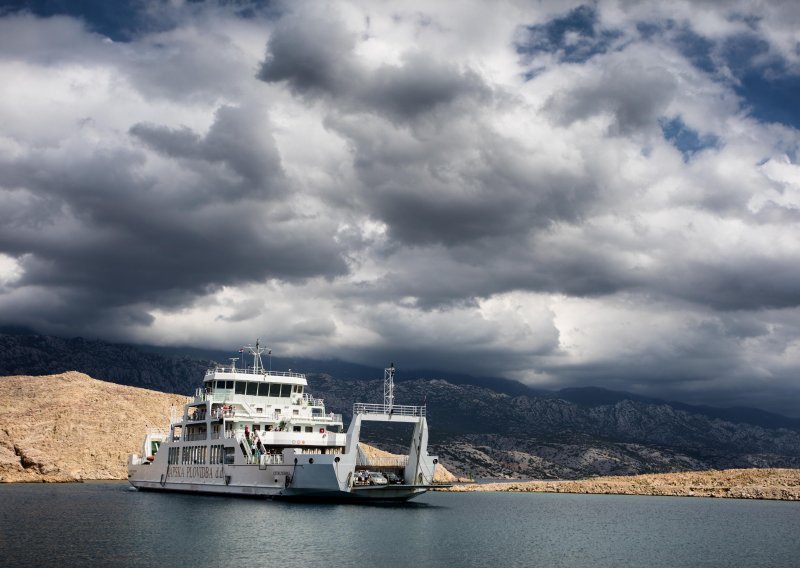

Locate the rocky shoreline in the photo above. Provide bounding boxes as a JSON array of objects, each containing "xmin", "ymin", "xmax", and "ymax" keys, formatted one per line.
[{"xmin": 443, "ymin": 468, "xmax": 800, "ymax": 500}]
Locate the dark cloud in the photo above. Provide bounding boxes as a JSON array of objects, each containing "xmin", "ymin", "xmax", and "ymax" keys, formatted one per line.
[
  {"xmin": 658, "ymin": 256, "xmax": 800, "ymax": 311},
  {"xmin": 362, "ymin": 53, "xmax": 489, "ymax": 121},
  {"xmin": 324, "ymin": 110, "xmax": 599, "ymax": 249},
  {"xmin": 130, "ymin": 105, "xmax": 286, "ymax": 200},
  {"xmin": 545, "ymin": 58, "xmax": 677, "ymax": 135},
  {"xmin": 0, "ymin": 105, "xmax": 348, "ymax": 331},
  {"xmin": 257, "ymin": 11, "xmax": 490, "ymax": 122},
  {"xmin": 257, "ymin": 10, "xmax": 357, "ymax": 96}
]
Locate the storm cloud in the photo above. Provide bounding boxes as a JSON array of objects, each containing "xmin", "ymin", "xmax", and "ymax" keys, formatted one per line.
[{"xmin": 2, "ymin": 1, "xmax": 800, "ymax": 415}]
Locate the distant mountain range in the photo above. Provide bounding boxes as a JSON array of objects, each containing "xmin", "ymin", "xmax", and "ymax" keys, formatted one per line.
[{"xmin": 2, "ymin": 331, "xmax": 799, "ymax": 479}]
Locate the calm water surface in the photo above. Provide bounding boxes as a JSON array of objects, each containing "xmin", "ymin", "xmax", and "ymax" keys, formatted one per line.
[{"xmin": 1, "ymin": 482, "xmax": 798, "ymax": 567}]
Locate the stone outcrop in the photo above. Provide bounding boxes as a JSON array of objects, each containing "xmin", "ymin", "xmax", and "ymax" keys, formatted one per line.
[{"xmin": 444, "ymin": 468, "xmax": 800, "ymax": 500}]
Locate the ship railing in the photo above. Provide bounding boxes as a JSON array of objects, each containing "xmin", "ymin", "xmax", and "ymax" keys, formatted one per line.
[
  {"xmin": 301, "ymin": 393, "xmax": 325, "ymax": 406},
  {"xmin": 204, "ymin": 367, "xmax": 306, "ymax": 379},
  {"xmin": 207, "ymin": 403, "xmax": 342, "ymax": 425},
  {"xmin": 213, "ymin": 407, "xmax": 239, "ymax": 418},
  {"xmin": 304, "ymin": 412, "xmax": 343, "ymax": 424},
  {"xmin": 259, "ymin": 454, "xmax": 284, "ymax": 466},
  {"xmin": 183, "ymin": 433, "xmax": 208, "ymax": 441},
  {"xmin": 237, "ymin": 433, "xmax": 255, "ymax": 462},
  {"xmin": 356, "ymin": 455, "xmax": 409, "ymax": 468},
  {"xmin": 352, "ymin": 403, "xmax": 426, "ymax": 417}
]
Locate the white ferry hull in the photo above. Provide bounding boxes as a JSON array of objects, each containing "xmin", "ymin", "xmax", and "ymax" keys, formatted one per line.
[
  {"xmin": 129, "ymin": 444, "xmax": 438, "ymax": 502},
  {"xmin": 127, "ymin": 356, "xmax": 447, "ymax": 503},
  {"xmin": 128, "ymin": 468, "xmax": 433, "ymax": 502}
]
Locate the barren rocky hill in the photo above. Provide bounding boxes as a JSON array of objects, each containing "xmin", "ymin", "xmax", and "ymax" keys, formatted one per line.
[{"xmin": 0, "ymin": 372, "xmax": 186, "ymax": 482}]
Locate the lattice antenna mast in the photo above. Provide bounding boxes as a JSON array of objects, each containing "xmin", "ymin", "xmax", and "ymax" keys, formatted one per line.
[
  {"xmin": 244, "ymin": 339, "xmax": 269, "ymax": 373},
  {"xmin": 384, "ymin": 363, "xmax": 395, "ymax": 411}
]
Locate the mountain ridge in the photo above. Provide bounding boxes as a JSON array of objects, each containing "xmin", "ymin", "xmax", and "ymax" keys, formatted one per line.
[{"xmin": 1, "ymin": 331, "xmax": 794, "ymax": 428}]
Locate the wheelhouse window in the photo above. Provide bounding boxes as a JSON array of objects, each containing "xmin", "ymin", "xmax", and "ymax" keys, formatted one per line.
[
  {"xmin": 235, "ymin": 381, "xmax": 246, "ymax": 395},
  {"xmin": 280, "ymin": 384, "xmax": 292, "ymax": 397},
  {"xmin": 268, "ymin": 383, "xmax": 281, "ymax": 397},
  {"xmin": 246, "ymin": 382, "xmax": 258, "ymax": 396},
  {"xmin": 258, "ymin": 383, "xmax": 269, "ymax": 396}
]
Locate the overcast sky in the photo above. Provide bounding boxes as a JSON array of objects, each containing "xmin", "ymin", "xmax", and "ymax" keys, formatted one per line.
[{"xmin": 2, "ymin": 1, "xmax": 800, "ymax": 415}]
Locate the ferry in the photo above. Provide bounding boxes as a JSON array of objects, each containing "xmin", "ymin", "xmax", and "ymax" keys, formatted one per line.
[{"xmin": 127, "ymin": 341, "xmax": 447, "ymax": 501}]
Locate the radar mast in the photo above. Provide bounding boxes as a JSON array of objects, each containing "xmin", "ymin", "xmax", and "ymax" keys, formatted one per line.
[
  {"xmin": 243, "ymin": 339, "xmax": 270, "ymax": 374},
  {"xmin": 384, "ymin": 363, "xmax": 395, "ymax": 411}
]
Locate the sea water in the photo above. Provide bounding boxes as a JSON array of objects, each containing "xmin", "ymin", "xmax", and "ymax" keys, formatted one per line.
[{"xmin": 0, "ymin": 482, "xmax": 798, "ymax": 567}]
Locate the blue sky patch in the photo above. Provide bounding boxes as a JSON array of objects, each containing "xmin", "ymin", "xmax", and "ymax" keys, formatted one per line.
[
  {"xmin": 517, "ymin": 5, "xmax": 621, "ymax": 64},
  {"xmin": 672, "ymin": 27, "xmax": 716, "ymax": 74},
  {"xmin": 0, "ymin": 0, "xmax": 159, "ymax": 41},
  {"xmin": 0, "ymin": 0, "xmax": 277, "ymax": 41},
  {"xmin": 717, "ymin": 34, "xmax": 800, "ymax": 129},
  {"xmin": 637, "ymin": 20, "xmax": 716, "ymax": 74},
  {"xmin": 660, "ymin": 116, "xmax": 720, "ymax": 161},
  {"xmin": 637, "ymin": 24, "xmax": 800, "ymax": 131},
  {"xmin": 736, "ymin": 69, "xmax": 800, "ymax": 129}
]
